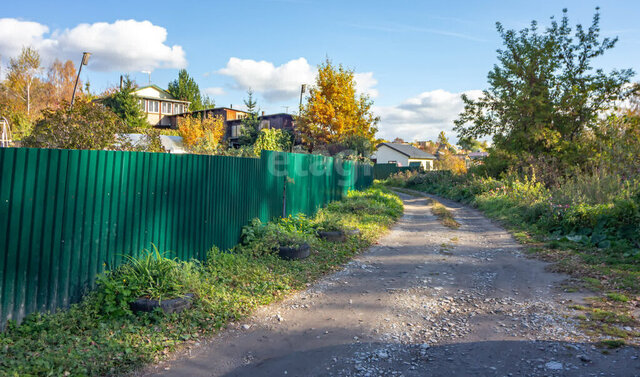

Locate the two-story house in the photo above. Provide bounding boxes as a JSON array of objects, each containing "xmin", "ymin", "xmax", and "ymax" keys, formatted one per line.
[{"xmin": 131, "ymin": 85, "xmax": 191, "ymax": 127}]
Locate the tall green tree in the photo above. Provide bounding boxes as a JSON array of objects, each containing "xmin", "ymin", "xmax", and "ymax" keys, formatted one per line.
[
  {"xmin": 102, "ymin": 76, "xmax": 149, "ymax": 129},
  {"xmin": 238, "ymin": 88, "xmax": 261, "ymax": 146},
  {"xmin": 454, "ymin": 8, "xmax": 636, "ymax": 167},
  {"xmin": 167, "ymin": 69, "xmax": 213, "ymax": 111}
]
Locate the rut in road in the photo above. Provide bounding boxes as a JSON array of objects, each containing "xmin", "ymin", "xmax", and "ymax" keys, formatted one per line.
[{"xmin": 143, "ymin": 192, "xmax": 639, "ymax": 377}]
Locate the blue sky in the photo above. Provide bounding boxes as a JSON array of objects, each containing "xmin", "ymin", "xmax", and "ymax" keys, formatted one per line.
[{"xmin": 2, "ymin": 0, "xmax": 639, "ymax": 142}]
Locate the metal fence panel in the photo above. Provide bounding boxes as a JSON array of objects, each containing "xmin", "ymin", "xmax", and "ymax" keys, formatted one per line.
[
  {"xmin": 373, "ymin": 163, "xmax": 420, "ymax": 180},
  {"xmin": 0, "ymin": 148, "xmax": 372, "ymax": 328}
]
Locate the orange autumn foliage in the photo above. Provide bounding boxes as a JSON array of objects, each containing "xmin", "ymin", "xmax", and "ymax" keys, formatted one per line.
[{"xmin": 178, "ymin": 115, "xmax": 225, "ymax": 154}]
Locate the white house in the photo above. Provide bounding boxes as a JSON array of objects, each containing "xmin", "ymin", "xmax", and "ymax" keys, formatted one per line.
[
  {"xmin": 375, "ymin": 142, "xmax": 436, "ymax": 170},
  {"xmin": 131, "ymin": 85, "xmax": 191, "ymax": 127}
]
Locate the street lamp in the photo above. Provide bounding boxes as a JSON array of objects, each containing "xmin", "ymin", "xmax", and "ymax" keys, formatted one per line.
[{"xmin": 70, "ymin": 52, "xmax": 91, "ymax": 109}]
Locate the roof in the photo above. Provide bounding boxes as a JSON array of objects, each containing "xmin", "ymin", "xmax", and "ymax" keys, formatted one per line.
[
  {"xmin": 131, "ymin": 85, "xmax": 191, "ymax": 103},
  {"xmin": 122, "ymin": 134, "xmax": 186, "ymax": 154},
  {"xmin": 377, "ymin": 143, "xmax": 436, "ymax": 159},
  {"xmin": 191, "ymin": 107, "xmax": 249, "ymax": 113},
  {"xmin": 468, "ymin": 151, "xmax": 489, "ymax": 159}
]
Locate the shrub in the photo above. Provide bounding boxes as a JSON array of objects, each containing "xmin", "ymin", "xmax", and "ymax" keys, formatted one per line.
[
  {"xmin": 94, "ymin": 245, "xmax": 192, "ymax": 317},
  {"xmin": 178, "ymin": 114, "xmax": 225, "ymax": 154},
  {"xmin": 22, "ymin": 100, "xmax": 129, "ymax": 150}
]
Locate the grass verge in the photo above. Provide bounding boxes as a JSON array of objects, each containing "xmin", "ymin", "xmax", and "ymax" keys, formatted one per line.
[{"xmin": 0, "ymin": 186, "xmax": 403, "ymax": 376}]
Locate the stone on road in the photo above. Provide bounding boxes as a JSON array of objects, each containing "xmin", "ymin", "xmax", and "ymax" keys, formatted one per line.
[{"xmin": 143, "ymin": 192, "xmax": 639, "ymax": 377}]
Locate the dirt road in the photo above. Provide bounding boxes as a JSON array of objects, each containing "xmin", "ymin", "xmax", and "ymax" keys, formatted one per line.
[{"xmin": 144, "ymin": 192, "xmax": 639, "ymax": 376}]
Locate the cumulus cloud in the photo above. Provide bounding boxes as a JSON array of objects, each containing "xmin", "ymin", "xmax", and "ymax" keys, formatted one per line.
[
  {"xmin": 374, "ymin": 89, "xmax": 483, "ymax": 142},
  {"xmin": 217, "ymin": 57, "xmax": 379, "ymax": 101},
  {"xmin": 217, "ymin": 57, "xmax": 315, "ymax": 102},
  {"xmin": 0, "ymin": 18, "xmax": 186, "ymax": 72},
  {"xmin": 353, "ymin": 72, "xmax": 379, "ymax": 98},
  {"xmin": 204, "ymin": 87, "xmax": 225, "ymax": 96},
  {"xmin": 0, "ymin": 18, "xmax": 51, "ymax": 59}
]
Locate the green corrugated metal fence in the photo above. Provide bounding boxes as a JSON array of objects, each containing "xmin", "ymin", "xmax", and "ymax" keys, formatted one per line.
[
  {"xmin": 0, "ymin": 148, "xmax": 373, "ymax": 329},
  {"xmin": 373, "ymin": 163, "xmax": 421, "ymax": 180}
]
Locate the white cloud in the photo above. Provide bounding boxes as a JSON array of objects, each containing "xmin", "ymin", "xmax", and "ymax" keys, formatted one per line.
[
  {"xmin": 353, "ymin": 72, "xmax": 379, "ymax": 98},
  {"xmin": 218, "ymin": 57, "xmax": 316, "ymax": 102},
  {"xmin": 374, "ymin": 89, "xmax": 483, "ymax": 142},
  {"xmin": 204, "ymin": 86, "xmax": 225, "ymax": 96},
  {"xmin": 217, "ymin": 57, "xmax": 379, "ymax": 101},
  {"xmin": 0, "ymin": 18, "xmax": 50, "ymax": 59},
  {"xmin": 0, "ymin": 18, "xmax": 186, "ymax": 72}
]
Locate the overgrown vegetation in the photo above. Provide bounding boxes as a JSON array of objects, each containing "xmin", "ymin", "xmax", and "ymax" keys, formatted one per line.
[{"xmin": 0, "ymin": 187, "xmax": 402, "ymax": 376}]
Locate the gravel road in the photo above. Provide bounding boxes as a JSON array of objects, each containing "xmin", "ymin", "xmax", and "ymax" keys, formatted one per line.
[{"xmin": 143, "ymin": 191, "xmax": 639, "ymax": 377}]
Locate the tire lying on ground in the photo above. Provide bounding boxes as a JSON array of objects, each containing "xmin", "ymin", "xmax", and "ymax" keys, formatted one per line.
[
  {"xmin": 130, "ymin": 293, "xmax": 195, "ymax": 314},
  {"xmin": 278, "ymin": 243, "xmax": 311, "ymax": 260},
  {"xmin": 317, "ymin": 231, "xmax": 346, "ymax": 242}
]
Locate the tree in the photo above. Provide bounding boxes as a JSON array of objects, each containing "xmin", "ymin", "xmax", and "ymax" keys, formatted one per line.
[
  {"xmin": 238, "ymin": 88, "xmax": 261, "ymax": 146},
  {"xmin": 22, "ymin": 100, "xmax": 128, "ymax": 150},
  {"xmin": 435, "ymin": 152, "xmax": 467, "ymax": 174},
  {"xmin": 253, "ymin": 128, "xmax": 293, "ymax": 156},
  {"xmin": 102, "ymin": 76, "xmax": 149, "ymax": 129},
  {"xmin": 167, "ymin": 69, "xmax": 212, "ymax": 111},
  {"xmin": 458, "ymin": 137, "xmax": 488, "ymax": 152},
  {"xmin": 46, "ymin": 59, "xmax": 78, "ymax": 109},
  {"xmin": 341, "ymin": 134, "xmax": 374, "ymax": 158},
  {"xmin": 5, "ymin": 47, "xmax": 42, "ymax": 116},
  {"xmin": 454, "ymin": 8, "xmax": 636, "ymax": 168},
  {"xmin": 178, "ymin": 115, "xmax": 226, "ymax": 154},
  {"xmin": 298, "ymin": 59, "xmax": 379, "ymax": 151}
]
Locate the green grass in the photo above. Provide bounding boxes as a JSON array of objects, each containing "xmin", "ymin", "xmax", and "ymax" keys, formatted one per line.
[
  {"xmin": 430, "ymin": 200, "xmax": 460, "ymax": 229},
  {"xmin": 606, "ymin": 292, "xmax": 630, "ymax": 302},
  {"xmin": 0, "ymin": 186, "xmax": 403, "ymax": 376}
]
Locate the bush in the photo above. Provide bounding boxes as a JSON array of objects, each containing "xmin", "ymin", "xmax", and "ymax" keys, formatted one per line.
[
  {"xmin": 22, "ymin": 100, "xmax": 130, "ymax": 150},
  {"xmin": 95, "ymin": 245, "xmax": 191, "ymax": 317},
  {"xmin": 387, "ymin": 168, "xmax": 640, "ymax": 254}
]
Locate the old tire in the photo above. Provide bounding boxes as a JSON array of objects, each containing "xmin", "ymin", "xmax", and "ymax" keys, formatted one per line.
[
  {"xmin": 130, "ymin": 293, "xmax": 194, "ymax": 314},
  {"xmin": 278, "ymin": 243, "xmax": 311, "ymax": 260},
  {"xmin": 318, "ymin": 230, "xmax": 346, "ymax": 242}
]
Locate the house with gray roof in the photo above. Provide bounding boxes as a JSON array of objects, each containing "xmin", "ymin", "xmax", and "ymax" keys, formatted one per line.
[{"xmin": 375, "ymin": 142, "xmax": 436, "ymax": 170}]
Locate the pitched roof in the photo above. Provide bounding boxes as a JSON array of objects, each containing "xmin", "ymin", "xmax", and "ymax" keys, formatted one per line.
[
  {"xmin": 134, "ymin": 84, "xmax": 171, "ymax": 95},
  {"xmin": 132, "ymin": 85, "xmax": 191, "ymax": 103},
  {"xmin": 377, "ymin": 143, "xmax": 436, "ymax": 159}
]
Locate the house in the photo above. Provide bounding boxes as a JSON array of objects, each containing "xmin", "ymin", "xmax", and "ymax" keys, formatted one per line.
[
  {"xmin": 131, "ymin": 85, "xmax": 191, "ymax": 127},
  {"xmin": 375, "ymin": 142, "xmax": 436, "ymax": 170},
  {"xmin": 169, "ymin": 109, "xmax": 296, "ymax": 146}
]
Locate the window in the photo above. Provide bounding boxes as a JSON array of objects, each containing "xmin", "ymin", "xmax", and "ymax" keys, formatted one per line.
[
  {"xmin": 138, "ymin": 99, "xmax": 144, "ymax": 111},
  {"xmin": 259, "ymin": 120, "xmax": 270, "ymax": 129},
  {"xmin": 174, "ymin": 104, "xmax": 184, "ymax": 114},
  {"xmin": 162, "ymin": 102, "xmax": 172, "ymax": 114},
  {"xmin": 231, "ymin": 125, "xmax": 240, "ymax": 138},
  {"xmin": 146, "ymin": 100, "xmax": 159, "ymax": 113}
]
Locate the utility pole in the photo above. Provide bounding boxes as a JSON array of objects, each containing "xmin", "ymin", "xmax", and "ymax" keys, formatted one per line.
[
  {"xmin": 70, "ymin": 52, "xmax": 91, "ymax": 109},
  {"xmin": 298, "ymin": 84, "xmax": 306, "ymax": 114}
]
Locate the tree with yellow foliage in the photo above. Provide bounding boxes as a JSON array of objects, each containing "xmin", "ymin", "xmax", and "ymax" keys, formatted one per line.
[
  {"xmin": 178, "ymin": 115, "xmax": 226, "ymax": 154},
  {"xmin": 298, "ymin": 59, "xmax": 379, "ymax": 152}
]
